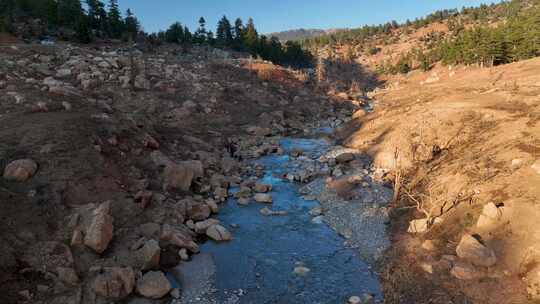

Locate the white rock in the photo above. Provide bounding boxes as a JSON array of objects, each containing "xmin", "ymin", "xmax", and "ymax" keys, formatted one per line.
[
  {"xmin": 456, "ymin": 234, "xmax": 496, "ymax": 267},
  {"xmin": 206, "ymin": 225, "xmax": 232, "ymax": 241},
  {"xmin": 254, "ymin": 193, "xmax": 273, "ymax": 203}
]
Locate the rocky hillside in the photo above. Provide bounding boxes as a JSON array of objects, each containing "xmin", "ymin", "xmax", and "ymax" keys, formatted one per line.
[
  {"xmin": 269, "ymin": 28, "xmax": 339, "ymax": 41},
  {"xmin": 0, "ymin": 42, "xmax": 357, "ymax": 304}
]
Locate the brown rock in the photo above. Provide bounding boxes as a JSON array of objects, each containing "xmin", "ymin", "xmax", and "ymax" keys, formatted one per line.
[
  {"xmin": 254, "ymin": 183, "xmax": 272, "ymax": 193},
  {"xmin": 135, "ymin": 191, "xmax": 153, "ymax": 209},
  {"xmin": 160, "ymin": 224, "xmax": 199, "ymax": 252},
  {"xmin": 3, "ymin": 159, "xmax": 38, "ymax": 182},
  {"xmin": 143, "ymin": 134, "xmax": 160, "ymax": 149},
  {"xmin": 137, "ymin": 239, "xmax": 160, "ymax": 270},
  {"xmin": 94, "ymin": 267, "xmax": 135, "ymax": 299},
  {"xmin": 163, "ymin": 160, "xmax": 203, "ymax": 192},
  {"xmin": 336, "ymin": 153, "xmax": 355, "ymax": 163},
  {"xmin": 136, "ymin": 271, "xmax": 171, "ymax": 299},
  {"xmin": 84, "ymin": 201, "xmax": 114, "ymax": 254},
  {"xmin": 187, "ymin": 203, "xmax": 211, "ymax": 221}
]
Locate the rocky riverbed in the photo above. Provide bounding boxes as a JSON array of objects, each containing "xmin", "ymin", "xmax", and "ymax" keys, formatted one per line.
[{"xmin": 165, "ymin": 121, "xmax": 393, "ymax": 304}]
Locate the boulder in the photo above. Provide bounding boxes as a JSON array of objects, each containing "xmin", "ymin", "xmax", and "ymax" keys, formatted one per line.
[
  {"xmin": 163, "ymin": 160, "xmax": 204, "ymax": 192},
  {"xmin": 136, "ymin": 271, "xmax": 171, "ymax": 299},
  {"xmin": 94, "ymin": 267, "xmax": 135, "ymax": 299},
  {"xmin": 336, "ymin": 152, "xmax": 355, "ymax": 163},
  {"xmin": 84, "ymin": 201, "xmax": 114, "ymax": 254},
  {"xmin": 254, "ymin": 183, "xmax": 272, "ymax": 193},
  {"xmin": 206, "ymin": 224, "xmax": 232, "ymax": 241},
  {"xmin": 476, "ymin": 202, "xmax": 506, "ymax": 229},
  {"xmin": 160, "ymin": 224, "xmax": 199, "ymax": 252},
  {"xmin": 137, "ymin": 239, "xmax": 160, "ymax": 270},
  {"xmin": 456, "ymin": 234, "xmax": 496, "ymax": 267},
  {"xmin": 194, "ymin": 219, "xmax": 220, "ymax": 234},
  {"xmin": 254, "ymin": 193, "xmax": 273, "ymax": 204},
  {"xmin": 3, "ymin": 159, "xmax": 38, "ymax": 182},
  {"xmin": 187, "ymin": 204, "xmax": 211, "ymax": 221}
]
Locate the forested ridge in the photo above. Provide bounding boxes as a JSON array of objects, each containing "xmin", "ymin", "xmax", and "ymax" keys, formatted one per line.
[{"xmin": 0, "ymin": 0, "xmax": 312, "ymax": 67}]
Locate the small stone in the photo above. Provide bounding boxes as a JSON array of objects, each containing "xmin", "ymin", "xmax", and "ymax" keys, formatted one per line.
[
  {"xmin": 136, "ymin": 271, "xmax": 171, "ymax": 299},
  {"xmin": 187, "ymin": 204, "xmax": 211, "ymax": 221},
  {"xmin": 311, "ymin": 216, "xmax": 324, "ymax": 224},
  {"xmin": 531, "ymin": 160, "xmax": 540, "ymax": 175},
  {"xmin": 3, "ymin": 159, "xmax": 38, "ymax": 182},
  {"xmin": 56, "ymin": 267, "xmax": 79, "ymax": 286},
  {"xmin": 94, "ymin": 267, "xmax": 135, "ymax": 299},
  {"xmin": 70, "ymin": 230, "xmax": 84, "ymax": 246},
  {"xmin": 253, "ymin": 183, "xmax": 272, "ymax": 193},
  {"xmin": 254, "ymin": 193, "xmax": 273, "ymax": 203},
  {"xmin": 62, "ymin": 101, "xmax": 72, "ymax": 111},
  {"xmin": 420, "ymin": 262, "xmax": 433, "ymax": 274},
  {"xmin": 206, "ymin": 224, "xmax": 232, "ymax": 241},
  {"xmin": 178, "ymin": 248, "xmax": 189, "ymax": 261},
  {"xmin": 206, "ymin": 199, "xmax": 219, "ymax": 213},
  {"xmin": 260, "ymin": 207, "xmax": 288, "ymax": 216},
  {"xmin": 309, "ymin": 207, "xmax": 322, "ymax": 216},
  {"xmin": 170, "ymin": 288, "xmax": 181, "ymax": 299},
  {"xmin": 407, "ymin": 217, "xmax": 443, "ymax": 234},
  {"xmin": 293, "ymin": 266, "xmax": 310, "ymax": 276},
  {"xmin": 194, "ymin": 219, "xmax": 220, "ymax": 234},
  {"xmin": 348, "ymin": 296, "xmax": 362, "ymax": 304},
  {"xmin": 137, "ymin": 239, "xmax": 160, "ymax": 270},
  {"xmin": 84, "ymin": 201, "xmax": 114, "ymax": 254},
  {"xmin": 421, "ymin": 240, "xmax": 436, "ymax": 251}
]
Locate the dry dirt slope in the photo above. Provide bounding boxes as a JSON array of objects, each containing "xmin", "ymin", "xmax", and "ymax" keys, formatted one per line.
[{"xmin": 338, "ymin": 58, "xmax": 540, "ymax": 303}]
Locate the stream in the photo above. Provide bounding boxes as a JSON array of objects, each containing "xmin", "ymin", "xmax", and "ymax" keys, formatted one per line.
[{"xmin": 171, "ymin": 136, "xmax": 384, "ymax": 304}]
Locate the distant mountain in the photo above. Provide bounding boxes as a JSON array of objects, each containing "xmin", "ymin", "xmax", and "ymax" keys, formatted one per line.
[{"xmin": 268, "ymin": 29, "xmax": 341, "ymax": 41}]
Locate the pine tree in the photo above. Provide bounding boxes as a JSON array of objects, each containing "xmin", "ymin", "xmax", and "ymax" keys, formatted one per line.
[
  {"xmin": 216, "ymin": 15, "xmax": 233, "ymax": 47},
  {"xmin": 183, "ymin": 26, "xmax": 192, "ymax": 43},
  {"xmin": 57, "ymin": 0, "xmax": 83, "ymax": 27},
  {"xmin": 86, "ymin": 0, "xmax": 107, "ymax": 35},
  {"xmin": 124, "ymin": 8, "xmax": 140, "ymax": 41},
  {"xmin": 243, "ymin": 18, "xmax": 258, "ymax": 54},
  {"xmin": 107, "ymin": 0, "xmax": 123, "ymax": 38},
  {"xmin": 233, "ymin": 18, "xmax": 244, "ymax": 50},
  {"xmin": 194, "ymin": 17, "xmax": 207, "ymax": 43},
  {"xmin": 165, "ymin": 22, "xmax": 184, "ymax": 43}
]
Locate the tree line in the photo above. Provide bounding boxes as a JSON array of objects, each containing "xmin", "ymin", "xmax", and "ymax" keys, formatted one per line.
[
  {"xmin": 0, "ymin": 0, "xmax": 312, "ymax": 68},
  {"xmin": 151, "ymin": 16, "xmax": 312, "ymax": 68},
  {"xmin": 0, "ymin": 0, "xmax": 140, "ymax": 42}
]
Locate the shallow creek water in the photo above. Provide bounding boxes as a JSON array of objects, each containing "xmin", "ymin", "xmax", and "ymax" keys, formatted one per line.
[{"xmin": 188, "ymin": 137, "xmax": 383, "ymax": 303}]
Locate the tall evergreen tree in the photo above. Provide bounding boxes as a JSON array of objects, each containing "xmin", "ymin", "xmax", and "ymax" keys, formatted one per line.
[
  {"xmin": 194, "ymin": 17, "xmax": 207, "ymax": 43},
  {"xmin": 124, "ymin": 8, "xmax": 140, "ymax": 41},
  {"xmin": 243, "ymin": 18, "xmax": 258, "ymax": 54},
  {"xmin": 107, "ymin": 0, "xmax": 123, "ymax": 38},
  {"xmin": 216, "ymin": 15, "xmax": 233, "ymax": 47},
  {"xmin": 233, "ymin": 18, "xmax": 244, "ymax": 50},
  {"xmin": 57, "ymin": 0, "xmax": 83, "ymax": 27},
  {"xmin": 165, "ymin": 22, "xmax": 184, "ymax": 43},
  {"xmin": 86, "ymin": 0, "xmax": 107, "ymax": 35}
]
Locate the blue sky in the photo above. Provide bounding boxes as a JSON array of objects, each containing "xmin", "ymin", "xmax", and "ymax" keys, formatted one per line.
[{"xmin": 117, "ymin": 0, "xmax": 500, "ymax": 34}]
